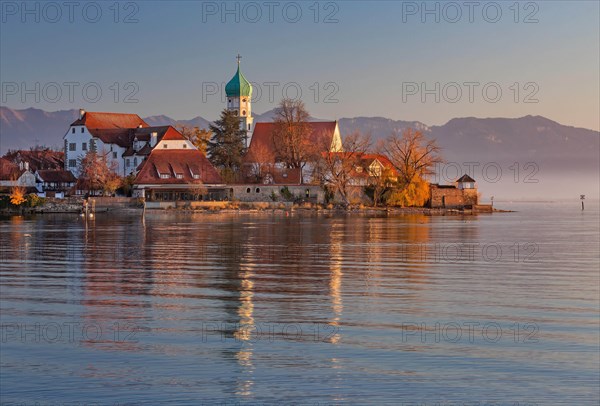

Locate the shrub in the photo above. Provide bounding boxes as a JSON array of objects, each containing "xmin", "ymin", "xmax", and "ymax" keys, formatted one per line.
[
  {"xmin": 280, "ymin": 186, "xmax": 293, "ymax": 201},
  {"xmin": 385, "ymin": 178, "xmax": 430, "ymax": 207},
  {"xmin": 26, "ymin": 194, "xmax": 45, "ymax": 208}
]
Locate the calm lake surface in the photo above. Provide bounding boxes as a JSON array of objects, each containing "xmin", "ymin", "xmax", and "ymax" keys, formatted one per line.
[{"xmin": 1, "ymin": 202, "xmax": 599, "ymax": 405}]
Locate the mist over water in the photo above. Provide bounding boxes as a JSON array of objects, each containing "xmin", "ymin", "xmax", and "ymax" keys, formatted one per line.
[{"xmin": 1, "ymin": 202, "xmax": 598, "ymax": 405}]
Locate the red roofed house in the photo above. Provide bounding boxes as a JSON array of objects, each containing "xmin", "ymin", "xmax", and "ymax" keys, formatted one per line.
[
  {"xmin": 36, "ymin": 170, "xmax": 77, "ymax": 197},
  {"xmin": 133, "ymin": 130, "xmax": 226, "ymax": 204},
  {"xmin": 0, "ymin": 158, "xmax": 37, "ymax": 192},
  {"xmin": 346, "ymin": 154, "xmax": 399, "ymax": 186},
  {"xmin": 243, "ymin": 121, "xmax": 343, "ymax": 184},
  {"xmin": 63, "ymin": 109, "xmax": 196, "ymax": 178}
]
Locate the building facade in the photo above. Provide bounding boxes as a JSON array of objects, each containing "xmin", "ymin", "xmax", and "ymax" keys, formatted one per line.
[{"xmin": 429, "ymin": 175, "xmax": 479, "ymax": 208}]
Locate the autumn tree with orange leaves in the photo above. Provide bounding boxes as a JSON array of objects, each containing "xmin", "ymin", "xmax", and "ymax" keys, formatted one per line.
[{"xmin": 383, "ymin": 128, "xmax": 442, "ymax": 207}]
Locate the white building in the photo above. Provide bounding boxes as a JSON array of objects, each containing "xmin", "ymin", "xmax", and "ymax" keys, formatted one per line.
[
  {"xmin": 63, "ymin": 110, "xmax": 193, "ymax": 177},
  {"xmin": 63, "ymin": 109, "xmax": 147, "ymax": 176}
]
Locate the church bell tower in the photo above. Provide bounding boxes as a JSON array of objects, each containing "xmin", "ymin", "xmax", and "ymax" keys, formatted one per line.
[{"xmin": 225, "ymin": 54, "xmax": 254, "ymax": 148}]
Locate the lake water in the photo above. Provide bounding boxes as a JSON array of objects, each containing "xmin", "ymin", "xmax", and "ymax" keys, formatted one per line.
[{"xmin": 1, "ymin": 202, "xmax": 599, "ymax": 405}]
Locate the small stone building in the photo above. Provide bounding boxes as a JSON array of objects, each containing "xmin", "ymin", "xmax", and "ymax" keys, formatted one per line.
[{"xmin": 429, "ymin": 174, "xmax": 478, "ymax": 208}]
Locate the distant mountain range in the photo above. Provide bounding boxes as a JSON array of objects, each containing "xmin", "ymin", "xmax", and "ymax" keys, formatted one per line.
[{"xmin": 1, "ymin": 106, "xmax": 598, "ymax": 199}]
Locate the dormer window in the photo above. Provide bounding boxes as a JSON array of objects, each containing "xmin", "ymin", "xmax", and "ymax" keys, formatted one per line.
[
  {"xmin": 176, "ymin": 174, "xmax": 183, "ymax": 179},
  {"xmin": 163, "ymin": 144, "xmax": 167, "ymax": 148},
  {"xmin": 160, "ymin": 174, "xmax": 170, "ymax": 179},
  {"xmin": 183, "ymin": 144, "xmax": 187, "ymax": 148},
  {"xmin": 193, "ymin": 174, "xmax": 200, "ymax": 179}
]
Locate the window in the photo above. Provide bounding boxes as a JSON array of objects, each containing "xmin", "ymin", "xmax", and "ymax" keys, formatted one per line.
[
  {"xmin": 163, "ymin": 144, "xmax": 167, "ymax": 148},
  {"xmin": 242, "ymin": 110, "xmax": 246, "ymax": 116},
  {"xmin": 126, "ymin": 159, "xmax": 130, "ymax": 167},
  {"xmin": 176, "ymin": 174, "xmax": 183, "ymax": 179},
  {"xmin": 246, "ymin": 187, "xmax": 251, "ymax": 193},
  {"xmin": 228, "ymin": 99, "xmax": 232, "ymax": 103},
  {"xmin": 81, "ymin": 127, "xmax": 84, "ymax": 133},
  {"xmin": 133, "ymin": 157, "xmax": 137, "ymax": 166},
  {"xmin": 160, "ymin": 174, "xmax": 170, "ymax": 179},
  {"xmin": 82, "ymin": 142, "xmax": 87, "ymax": 151},
  {"xmin": 193, "ymin": 174, "xmax": 200, "ymax": 179},
  {"xmin": 69, "ymin": 143, "xmax": 76, "ymax": 151},
  {"xmin": 242, "ymin": 98, "xmax": 247, "ymax": 102},
  {"xmin": 68, "ymin": 159, "xmax": 76, "ymax": 167},
  {"xmin": 71, "ymin": 128, "xmax": 75, "ymax": 134},
  {"xmin": 113, "ymin": 152, "xmax": 117, "ymax": 159},
  {"xmin": 248, "ymin": 124, "xmax": 251, "ymax": 130},
  {"xmin": 255, "ymin": 187, "xmax": 260, "ymax": 193},
  {"xmin": 183, "ymin": 144, "xmax": 187, "ymax": 148}
]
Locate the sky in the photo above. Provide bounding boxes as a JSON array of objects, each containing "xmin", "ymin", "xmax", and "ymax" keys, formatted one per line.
[{"xmin": 1, "ymin": 0, "xmax": 599, "ymax": 130}]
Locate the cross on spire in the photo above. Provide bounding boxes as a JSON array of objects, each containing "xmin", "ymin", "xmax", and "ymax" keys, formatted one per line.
[{"xmin": 236, "ymin": 53, "xmax": 242, "ymax": 65}]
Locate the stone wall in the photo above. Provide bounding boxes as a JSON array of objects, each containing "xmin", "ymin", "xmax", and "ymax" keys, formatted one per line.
[
  {"xmin": 463, "ymin": 189, "xmax": 478, "ymax": 206},
  {"xmin": 430, "ymin": 185, "xmax": 465, "ymax": 208},
  {"xmin": 230, "ymin": 185, "xmax": 325, "ymax": 203}
]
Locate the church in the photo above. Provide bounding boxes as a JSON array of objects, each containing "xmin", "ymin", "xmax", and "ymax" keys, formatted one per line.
[{"xmin": 225, "ymin": 56, "xmax": 343, "ymax": 185}]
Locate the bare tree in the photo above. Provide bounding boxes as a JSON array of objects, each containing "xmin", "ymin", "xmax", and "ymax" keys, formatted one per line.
[
  {"xmin": 316, "ymin": 131, "xmax": 371, "ymax": 207},
  {"xmin": 383, "ymin": 128, "xmax": 442, "ymax": 207},
  {"xmin": 245, "ymin": 142, "xmax": 275, "ymax": 182},
  {"xmin": 384, "ymin": 128, "xmax": 442, "ymax": 187},
  {"xmin": 77, "ymin": 151, "xmax": 120, "ymax": 196},
  {"xmin": 368, "ymin": 165, "xmax": 395, "ymax": 207},
  {"xmin": 271, "ymin": 98, "xmax": 316, "ymax": 182}
]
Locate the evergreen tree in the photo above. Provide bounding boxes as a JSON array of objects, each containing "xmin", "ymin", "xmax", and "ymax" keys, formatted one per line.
[{"xmin": 207, "ymin": 109, "xmax": 246, "ymax": 181}]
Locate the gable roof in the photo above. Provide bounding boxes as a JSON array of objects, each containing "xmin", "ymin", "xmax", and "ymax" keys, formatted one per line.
[
  {"xmin": 3, "ymin": 150, "xmax": 64, "ymax": 171},
  {"xmin": 0, "ymin": 157, "xmax": 23, "ymax": 181},
  {"xmin": 360, "ymin": 154, "xmax": 398, "ymax": 176},
  {"xmin": 87, "ymin": 126, "xmax": 184, "ymax": 149},
  {"xmin": 134, "ymin": 149, "xmax": 222, "ymax": 185},
  {"xmin": 71, "ymin": 112, "xmax": 148, "ymax": 129},
  {"xmin": 37, "ymin": 170, "xmax": 76, "ymax": 183},
  {"xmin": 245, "ymin": 121, "xmax": 339, "ymax": 164},
  {"xmin": 457, "ymin": 174, "xmax": 476, "ymax": 183}
]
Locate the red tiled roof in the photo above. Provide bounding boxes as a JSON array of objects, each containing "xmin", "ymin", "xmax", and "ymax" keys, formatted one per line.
[
  {"xmin": 3, "ymin": 150, "xmax": 64, "ymax": 171},
  {"xmin": 0, "ymin": 158, "xmax": 23, "ymax": 181},
  {"xmin": 88, "ymin": 128, "xmax": 134, "ymax": 148},
  {"xmin": 87, "ymin": 126, "xmax": 184, "ymax": 150},
  {"xmin": 323, "ymin": 152, "xmax": 399, "ymax": 179},
  {"xmin": 71, "ymin": 112, "xmax": 148, "ymax": 129},
  {"xmin": 137, "ymin": 144, "xmax": 152, "ymax": 156},
  {"xmin": 134, "ymin": 149, "xmax": 222, "ymax": 185},
  {"xmin": 240, "ymin": 164, "xmax": 302, "ymax": 185},
  {"xmin": 161, "ymin": 127, "xmax": 186, "ymax": 141},
  {"xmin": 245, "ymin": 121, "xmax": 338, "ymax": 164},
  {"xmin": 360, "ymin": 154, "xmax": 398, "ymax": 176},
  {"xmin": 37, "ymin": 170, "xmax": 76, "ymax": 183},
  {"xmin": 133, "ymin": 126, "xmax": 171, "ymax": 142}
]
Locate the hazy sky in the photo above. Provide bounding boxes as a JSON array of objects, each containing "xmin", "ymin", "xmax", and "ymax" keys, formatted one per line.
[{"xmin": 1, "ymin": 1, "xmax": 599, "ymax": 130}]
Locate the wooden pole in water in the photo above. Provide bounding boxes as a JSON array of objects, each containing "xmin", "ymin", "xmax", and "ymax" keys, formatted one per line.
[{"xmin": 580, "ymin": 195, "xmax": 585, "ymax": 211}]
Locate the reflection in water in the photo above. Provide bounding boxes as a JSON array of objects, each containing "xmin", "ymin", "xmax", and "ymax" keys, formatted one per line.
[
  {"xmin": 329, "ymin": 223, "xmax": 343, "ymax": 345},
  {"xmin": 0, "ymin": 205, "xmax": 598, "ymax": 405}
]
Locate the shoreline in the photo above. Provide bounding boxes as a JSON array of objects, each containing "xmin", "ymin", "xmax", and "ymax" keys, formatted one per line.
[{"xmin": 0, "ymin": 204, "xmax": 510, "ymax": 216}]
